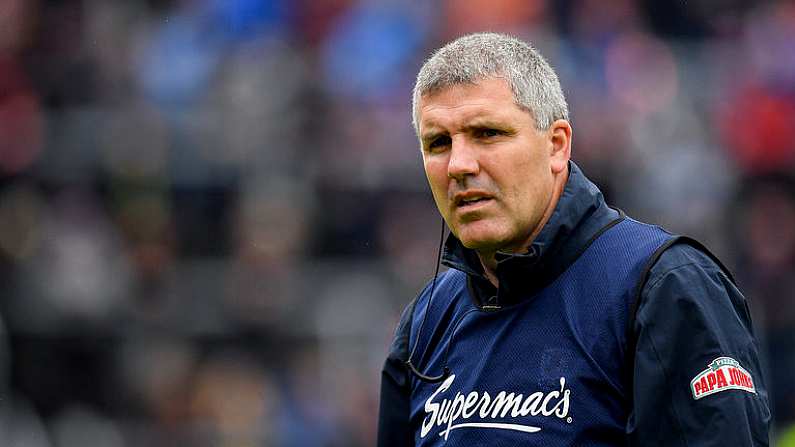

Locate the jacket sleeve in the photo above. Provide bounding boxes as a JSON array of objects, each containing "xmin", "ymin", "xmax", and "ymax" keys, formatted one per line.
[
  {"xmin": 627, "ymin": 242, "xmax": 771, "ymax": 446},
  {"xmin": 377, "ymin": 297, "xmax": 417, "ymax": 447}
]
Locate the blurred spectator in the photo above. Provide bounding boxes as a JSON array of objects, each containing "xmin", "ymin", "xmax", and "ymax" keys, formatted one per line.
[
  {"xmin": 9, "ymin": 188, "xmax": 132, "ymax": 333},
  {"xmin": 733, "ymin": 176, "xmax": 795, "ymax": 425},
  {"xmin": 319, "ymin": 1, "xmax": 427, "ymax": 102},
  {"xmin": 187, "ymin": 350, "xmax": 278, "ymax": 446}
]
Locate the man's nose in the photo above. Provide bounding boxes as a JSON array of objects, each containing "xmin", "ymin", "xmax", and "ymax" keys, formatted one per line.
[{"xmin": 447, "ymin": 138, "xmax": 479, "ymax": 181}]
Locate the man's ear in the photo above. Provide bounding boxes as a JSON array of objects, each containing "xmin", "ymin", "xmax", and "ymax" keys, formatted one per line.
[{"xmin": 549, "ymin": 119, "xmax": 572, "ymax": 174}]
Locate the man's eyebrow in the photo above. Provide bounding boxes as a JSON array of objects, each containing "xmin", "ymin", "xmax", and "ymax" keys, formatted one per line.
[
  {"xmin": 420, "ymin": 129, "xmax": 446, "ymax": 142},
  {"xmin": 461, "ymin": 118, "xmax": 510, "ymax": 130}
]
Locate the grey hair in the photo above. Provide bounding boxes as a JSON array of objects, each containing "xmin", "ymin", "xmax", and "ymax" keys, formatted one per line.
[{"xmin": 412, "ymin": 32, "xmax": 569, "ymax": 134}]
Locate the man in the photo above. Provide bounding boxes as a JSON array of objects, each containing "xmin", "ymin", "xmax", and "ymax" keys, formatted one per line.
[{"xmin": 378, "ymin": 33, "xmax": 771, "ymax": 446}]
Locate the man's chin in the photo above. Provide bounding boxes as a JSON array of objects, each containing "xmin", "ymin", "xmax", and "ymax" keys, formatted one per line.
[
  {"xmin": 450, "ymin": 221, "xmax": 512, "ymax": 251},
  {"xmin": 453, "ymin": 224, "xmax": 529, "ymax": 254},
  {"xmin": 456, "ymin": 233, "xmax": 505, "ymax": 252}
]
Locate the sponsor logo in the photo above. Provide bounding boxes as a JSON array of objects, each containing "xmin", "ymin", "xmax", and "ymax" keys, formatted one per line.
[
  {"xmin": 690, "ymin": 357, "xmax": 756, "ymax": 400},
  {"xmin": 420, "ymin": 374, "xmax": 571, "ymax": 441}
]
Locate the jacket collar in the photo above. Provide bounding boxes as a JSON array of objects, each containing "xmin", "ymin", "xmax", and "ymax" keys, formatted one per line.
[{"xmin": 440, "ymin": 161, "xmax": 622, "ymax": 307}]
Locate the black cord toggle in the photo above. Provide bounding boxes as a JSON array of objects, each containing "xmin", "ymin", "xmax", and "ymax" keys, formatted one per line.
[{"xmin": 405, "ymin": 361, "xmax": 450, "ymax": 383}]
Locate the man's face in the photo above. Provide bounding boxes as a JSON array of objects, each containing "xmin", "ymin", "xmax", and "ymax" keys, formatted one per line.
[{"xmin": 418, "ymin": 77, "xmax": 568, "ymax": 253}]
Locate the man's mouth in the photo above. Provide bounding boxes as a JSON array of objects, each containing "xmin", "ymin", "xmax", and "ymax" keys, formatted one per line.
[
  {"xmin": 454, "ymin": 192, "xmax": 495, "ymax": 209},
  {"xmin": 458, "ymin": 197, "xmax": 492, "ymax": 208}
]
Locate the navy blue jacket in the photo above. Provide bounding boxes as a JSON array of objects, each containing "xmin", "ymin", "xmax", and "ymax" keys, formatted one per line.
[{"xmin": 378, "ymin": 162, "xmax": 770, "ymax": 446}]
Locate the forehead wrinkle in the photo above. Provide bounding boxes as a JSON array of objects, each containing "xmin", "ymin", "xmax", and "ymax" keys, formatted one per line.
[{"xmin": 418, "ymin": 79, "xmax": 530, "ymax": 135}]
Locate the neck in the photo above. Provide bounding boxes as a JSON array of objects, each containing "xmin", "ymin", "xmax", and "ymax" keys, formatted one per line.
[{"xmin": 477, "ymin": 169, "xmax": 569, "ymax": 287}]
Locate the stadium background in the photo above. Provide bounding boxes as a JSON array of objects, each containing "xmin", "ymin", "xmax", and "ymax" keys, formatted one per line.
[{"xmin": 1, "ymin": 0, "xmax": 794, "ymax": 445}]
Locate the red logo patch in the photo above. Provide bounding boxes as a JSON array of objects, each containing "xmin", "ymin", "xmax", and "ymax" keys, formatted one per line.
[{"xmin": 690, "ymin": 357, "xmax": 756, "ymax": 400}]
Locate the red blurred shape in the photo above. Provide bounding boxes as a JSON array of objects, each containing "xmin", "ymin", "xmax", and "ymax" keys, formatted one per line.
[
  {"xmin": 719, "ymin": 85, "xmax": 795, "ymax": 173},
  {"xmin": 443, "ymin": 0, "xmax": 547, "ymax": 37},
  {"xmin": 0, "ymin": 56, "xmax": 44, "ymax": 175}
]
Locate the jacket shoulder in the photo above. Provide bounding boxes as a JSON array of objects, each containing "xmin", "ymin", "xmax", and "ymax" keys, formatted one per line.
[{"xmin": 646, "ymin": 238, "xmax": 735, "ymax": 289}]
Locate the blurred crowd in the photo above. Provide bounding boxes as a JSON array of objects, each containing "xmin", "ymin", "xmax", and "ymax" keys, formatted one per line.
[{"xmin": 0, "ymin": 0, "xmax": 794, "ymax": 445}]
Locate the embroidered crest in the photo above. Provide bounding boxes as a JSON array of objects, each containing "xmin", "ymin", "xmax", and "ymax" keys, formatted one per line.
[{"xmin": 690, "ymin": 357, "xmax": 756, "ymax": 400}]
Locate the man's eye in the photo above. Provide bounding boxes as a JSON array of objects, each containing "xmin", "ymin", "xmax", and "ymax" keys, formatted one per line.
[
  {"xmin": 428, "ymin": 136, "xmax": 451, "ymax": 150},
  {"xmin": 479, "ymin": 128, "xmax": 500, "ymax": 138}
]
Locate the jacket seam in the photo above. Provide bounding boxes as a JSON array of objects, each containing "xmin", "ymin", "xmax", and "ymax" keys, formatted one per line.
[
  {"xmin": 643, "ymin": 262, "xmax": 703, "ymax": 293},
  {"xmin": 644, "ymin": 262, "xmax": 735, "ymax": 312}
]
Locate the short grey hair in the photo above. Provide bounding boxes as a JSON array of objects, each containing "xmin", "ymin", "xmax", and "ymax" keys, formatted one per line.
[{"xmin": 412, "ymin": 32, "xmax": 569, "ymax": 134}]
